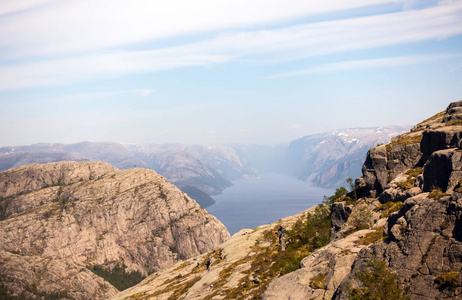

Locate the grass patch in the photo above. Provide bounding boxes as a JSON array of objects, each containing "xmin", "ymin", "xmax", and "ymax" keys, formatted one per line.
[
  {"xmin": 216, "ymin": 205, "xmax": 332, "ymax": 299},
  {"xmin": 374, "ymin": 201, "xmax": 403, "ymax": 218},
  {"xmin": 435, "ymin": 271, "xmax": 460, "ymax": 289},
  {"xmin": 428, "ymin": 189, "xmax": 449, "ymax": 200},
  {"xmin": 167, "ymin": 277, "xmax": 201, "ymax": 300},
  {"xmin": 88, "ymin": 264, "xmax": 145, "ymax": 291},
  {"xmin": 454, "ymin": 181, "xmax": 462, "ymax": 193},
  {"xmin": 309, "ymin": 272, "xmax": 327, "ymax": 289},
  {"xmin": 386, "ymin": 135, "xmax": 423, "ymax": 152},
  {"xmin": 445, "ymin": 119, "xmax": 462, "ymax": 126},
  {"xmin": 174, "ymin": 261, "xmax": 192, "ymax": 271},
  {"xmin": 396, "ymin": 168, "xmax": 423, "ymax": 190},
  {"xmin": 350, "ymin": 257, "xmax": 409, "ymax": 300},
  {"xmin": 356, "ymin": 227, "xmax": 384, "ymax": 245},
  {"xmin": 416, "ymin": 111, "xmax": 445, "ymax": 128}
]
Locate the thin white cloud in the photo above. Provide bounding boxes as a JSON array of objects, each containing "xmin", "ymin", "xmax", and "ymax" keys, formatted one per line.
[
  {"xmin": 0, "ymin": 0, "xmax": 53, "ymax": 16},
  {"xmin": 270, "ymin": 54, "xmax": 462, "ymax": 78},
  {"xmin": 134, "ymin": 89, "xmax": 154, "ymax": 97},
  {"xmin": 0, "ymin": 0, "xmax": 398, "ymax": 59},
  {"xmin": 0, "ymin": 0, "xmax": 461, "ymax": 91}
]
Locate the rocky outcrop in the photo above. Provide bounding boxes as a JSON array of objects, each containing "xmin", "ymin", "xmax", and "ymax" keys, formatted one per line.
[
  {"xmin": 331, "ymin": 100, "xmax": 462, "ymax": 299},
  {"xmin": 0, "ymin": 161, "xmax": 229, "ymax": 299},
  {"xmin": 110, "ymin": 207, "xmax": 319, "ymax": 300}
]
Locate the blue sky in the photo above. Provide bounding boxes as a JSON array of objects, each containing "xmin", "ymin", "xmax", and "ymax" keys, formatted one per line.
[{"xmin": 0, "ymin": 0, "xmax": 461, "ymax": 146}]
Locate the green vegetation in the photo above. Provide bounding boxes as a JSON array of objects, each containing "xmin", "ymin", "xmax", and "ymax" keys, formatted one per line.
[
  {"xmin": 428, "ymin": 189, "xmax": 449, "ymax": 200},
  {"xmin": 350, "ymin": 257, "xmax": 408, "ymax": 300},
  {"xmin": 356, "ymin": 227, "xmax": 384, "ymax": 245},
  {"xmin": 435, "ymin": 271, "xmax": 460, "ymax": 289},
  {"xmin": 210, "ymin": 204, "xmax": 332, "ymax": 299},
  {"xmin": 397, "ymin": 168, "xmax": 423, "ymax": 190},
  {"xmin": 374, "ymin": 201, "xmax": 403, "ymax": 218},
  {"xmin": 88, "ymin": 264, "xmax": 145, "ymax": 291},
  {"xmin": 445, "ymin": 119, "xmax": 462, "ymax": 126},
  {"xmin": 386, "ymin": 134, "xmax": 423, "ymax": 152},
  {"xmin": 417, "ymin": 111, "xmax": 445, "ymax": 126},
  {"xmin": 323, "ymin": 186, "xmax": 349, "ymax": 205},
  {"xmin": 345, "ymin": 205, "xmax": 372, "ymax": 234},
  {"xmin": 309, "ymin": 272, "xmax": 327, "ymax": 289}
]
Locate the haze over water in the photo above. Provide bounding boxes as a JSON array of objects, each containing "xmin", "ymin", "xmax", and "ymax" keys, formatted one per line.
[{"xmin": 206, "ymin": 173, "xmax": 335, "ymax": 235}]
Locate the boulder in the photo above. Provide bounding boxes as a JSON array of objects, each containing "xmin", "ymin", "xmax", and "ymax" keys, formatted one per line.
[{"xmin": 423, "ymin": 148, "xmax": 462, "ymax": 192}]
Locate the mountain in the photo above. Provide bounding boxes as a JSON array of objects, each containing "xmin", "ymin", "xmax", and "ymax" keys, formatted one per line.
[
  {"xmin": 0, "ymin": 161, "xmax": 229, "ymax": 299},
  {"xmin": 0, "ymin": 151, "xmax": 88, "ymax": 171},
  {"xmin": 0, "ymin": 141, "xmax": 146, "ymax": 170},
  {"xmin": 285, "ymin": 126, "xmax": 410, "ymax": 187},
  {"xmin": 126, "ymin": 144, "xmax": 257, "ymax": 207},
  {"xmin": 0, "ymin": 142, "xmax": 257, "ymax": 208},
  {"xmin": 112, "ymin": 100, "xmax": 462, "ymax": 299}
]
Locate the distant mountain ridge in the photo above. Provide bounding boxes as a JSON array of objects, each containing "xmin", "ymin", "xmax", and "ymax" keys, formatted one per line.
[
  {"xmin": 0, "ymin": 126, "xmax": 409, "ymax": 207},
  {"xmin": 285, "ymin": 126, "xmax": 410, "ymax": 187}
]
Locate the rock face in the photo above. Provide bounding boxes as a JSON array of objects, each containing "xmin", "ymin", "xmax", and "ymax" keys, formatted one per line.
[
  {"xmin": 114, "ymin": 100, "xmax": 462, "ymax": 300},
  {"xmin": 264, "ymin": 100, "xmax": 462, "ymax": 300},
  {"xmin": 110, "ymin": 207, "xmax": 320, "ymax": 300},
  {"xmin": 0, "ymin": 161, "xmax": 229, "ymax": 299}
]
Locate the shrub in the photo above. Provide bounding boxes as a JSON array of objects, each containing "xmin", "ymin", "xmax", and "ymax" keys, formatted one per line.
[
  {"xmin": 374, "ymin": 201, "xmax": 403, "ymax": 218},
  {"xmin": 323, "ymin": 187, "xmax": 348, "ymax": 205},
  {"xmin": 88, "ymin": 264, "xmax": 145, "ymax": 291},
  {"xmin": 435, "ymin": 271, "xmax": 460, "ymax": 289},
  {"xmin": 310, "ymin": 272, "xmax": 327, "ymax": 289},
  {"xmin": 356, "ymin": 227, "xmax": 384, "ymax": 245},
  {"xmin": 428, "ymin": 189, "xmax": 449, "ymax": 200},
  {"xmin": 350, "ymin": 257, "xmax": 408, "ymax": 300}
]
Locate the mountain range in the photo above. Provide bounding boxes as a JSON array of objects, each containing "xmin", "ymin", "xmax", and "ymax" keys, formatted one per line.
[
  {"xmin": 1, "ymin": 100, "xmax": 461, "ymax": 299},
  {"xmin": 0, "ymin": 126, "xmax": 408, "ymax": 208},
  {"xmin": 108, "ymin": 100, "xmax": 462, "ymax": 299}
]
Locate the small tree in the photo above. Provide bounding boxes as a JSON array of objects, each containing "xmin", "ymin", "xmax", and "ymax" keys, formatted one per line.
[{"xmin": 350, "ymin": 257, "xmax": 408, "ymax": 300}]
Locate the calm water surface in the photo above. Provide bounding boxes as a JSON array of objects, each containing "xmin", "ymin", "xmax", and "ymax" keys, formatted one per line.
[{"xmin": 206, "ymin": 173, "xmax": 335, "ymax": 235}]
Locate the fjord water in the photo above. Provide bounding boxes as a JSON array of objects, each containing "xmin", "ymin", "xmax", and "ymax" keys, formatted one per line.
[{"xmin": 206, "ymin": 173, "xmax": 335, "ymax": 235}]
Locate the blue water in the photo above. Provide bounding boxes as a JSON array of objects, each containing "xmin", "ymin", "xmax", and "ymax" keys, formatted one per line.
[{"xmin": 206, "ymin": 173, "xmax": 335, "ymax": 235}]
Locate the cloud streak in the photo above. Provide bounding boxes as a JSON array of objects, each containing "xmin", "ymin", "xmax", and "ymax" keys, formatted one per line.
[
  {"xmin": 0, "ymin": 0, "xmax": 398, "ymax": 59},
  {"xmin": 0, "ymin": 0, "xmax": 461, "ymax": 91},
  {"xmin": 270, "ymin": 54, "xmax": 462, "ymax": 78}
]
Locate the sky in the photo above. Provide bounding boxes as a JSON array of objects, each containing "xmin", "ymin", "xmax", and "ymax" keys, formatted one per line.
[{"xmin": 0, "ymin": 0, "xmax": 461, "ymax": 146}]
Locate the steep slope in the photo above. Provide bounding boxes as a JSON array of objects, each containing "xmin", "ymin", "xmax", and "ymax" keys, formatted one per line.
[
  {"xmin": 111, "ymin": 206, "xmax": 333, "ymax": 300},
  {"xmin": 0, "ymin": 161, "xmax": 229, "ymax": 299},
  {"xmin": 286, "ymin": 126, "xmax": 409, "ymax": 187},
  {"xmin": 264, "ymin": 100, "xmax": 462, "ymax": 299},
  {"xmin": 127, "ymin": 144, "xmax": 257, "ymax": 207},
  {"xmin": 113, "ymin": 100, "xmax": 462, "ymax": 300}
]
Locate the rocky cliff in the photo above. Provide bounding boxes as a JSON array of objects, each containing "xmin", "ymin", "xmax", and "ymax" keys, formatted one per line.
[
  {"xmin": 111, "ymin": 100, "xmax": 462, "ymax": 300},
  {"xmin": 0, "ymin": 161, "xmax": 229, "ymax": 299}
]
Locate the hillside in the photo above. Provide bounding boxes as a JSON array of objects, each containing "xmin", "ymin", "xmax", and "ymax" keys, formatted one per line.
[
  {"xmin": 113, "ymin": 100, "xmax": 462, "ymax": 299},
  {"xmin": 0, "ymin": 161, "xmax": 229, "ymax": 299}
]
